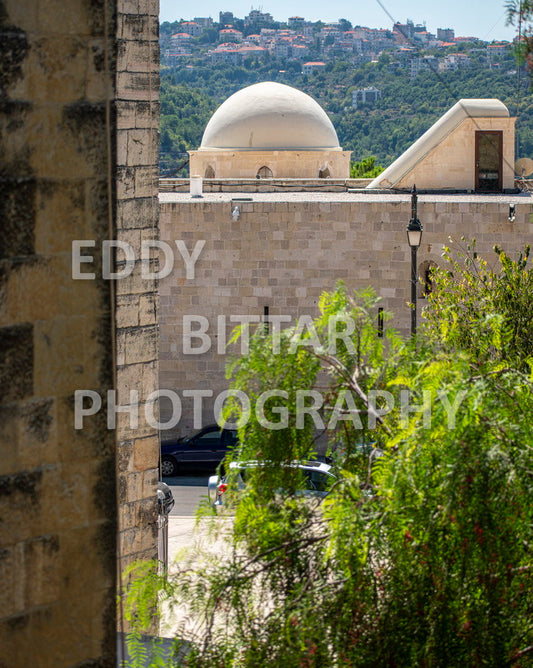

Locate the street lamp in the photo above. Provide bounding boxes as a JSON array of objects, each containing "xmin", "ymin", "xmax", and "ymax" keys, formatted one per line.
[{"xmin": 406, "ymin": 185, "xmax": 423, "ymax": 337}]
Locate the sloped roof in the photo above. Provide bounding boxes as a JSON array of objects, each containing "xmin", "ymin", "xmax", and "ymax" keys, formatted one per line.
[{"xmin": 367, "ymin": 99, "xmax": 510, "ymax": 189}]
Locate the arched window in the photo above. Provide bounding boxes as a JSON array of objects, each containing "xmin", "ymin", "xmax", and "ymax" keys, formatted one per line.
[
  {"xmin": 257, "ymin": 165, "xmax": 273, "ymax": 178},
  {"xmin": 204, "ymin": 165, "xmax": 215, "ymax": 178},
  {"xmin": 318, "ymin": 167, "xmax": 330, "ymax": 178},
  {"xmin": 419, "ymin": 260, "xmax": 438, "ymax": 298}
]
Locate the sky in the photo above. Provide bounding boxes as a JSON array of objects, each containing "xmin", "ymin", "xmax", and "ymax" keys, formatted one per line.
[{"xmin": 159, "ymin": 0, "xmax": 517, "ymax": 42}]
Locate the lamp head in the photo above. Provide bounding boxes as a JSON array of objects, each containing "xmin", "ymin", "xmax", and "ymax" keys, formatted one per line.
[
  {"xmin": 407, "ymin": 217, "xmax": 423, "ymax": 248},
  {"xmin": 407, "ymin": 184, "xmax": 423, "ymax": 247}
]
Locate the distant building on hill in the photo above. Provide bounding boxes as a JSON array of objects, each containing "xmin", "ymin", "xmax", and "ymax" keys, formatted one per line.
[
  {"xmin": 180, "ymin": 21, "xmax": 203, "ymax": 36},
  {"xmin": 352, "ymin": 86, "xmax": 382, "ymax": 109},
  {"xmin": 410, "ymin": 55, "xmax": 438, "ymax": 78},
  {"xmin": 219, "ymin": 27, "xmax": 243, "ymax": 42},
  {"xmin": 245, "ymin": 9, "xmax": 274, "ymax": 25},
  {"xmin": 394, "ymin": 20, "xmax": 415, "ymax": 42},
  {"xmin": 170, "ymin": 32, "xmax": 193, "ymax": 49},
  {"xmin": 437, "ymin": 27, "xmax": 455, "ymax": 42},
  {"xmin": 303, "ymin": 61, "xmax": 326, "ymax": 74},
  {"xmin": 439, "ymin": 53, "xmax": 472, "ymax": 71},
  {"xmin": 219, "ymin": 11, "xmax": 234, "ymax": 25},
  {"xmin": 194, "ymin": 17, "xmax": 213, "ymax": 28},
  {"xmin": 288, "ymin": 16, "xmax": 306, "ymax": 28}
]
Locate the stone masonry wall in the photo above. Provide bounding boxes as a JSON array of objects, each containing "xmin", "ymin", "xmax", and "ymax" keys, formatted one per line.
[
  {"xmin": 394, "ymin": 117, "xmax": 516, "ymax": 191},
  {"xmin": 188, "ymin": 149, "xmax": 352, "ymax": 179},
  {"xmin": 115, "ymin": 0, "xmax": 160, "ymax": 576},
  {"xmin": 0, "ymin": 1, "xmax": 118, "ymax": 665},
  {"xmin": 0, "ymin": 0, "xmax": 160, "ymax": 664},
  {"xmin": 159, "ymin": 193, "xmax": 533, "ymax": 439}
]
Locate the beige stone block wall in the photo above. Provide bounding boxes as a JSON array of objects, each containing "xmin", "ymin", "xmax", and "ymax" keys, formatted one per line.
[
  {"xmin": 115, "ymin": 0, "xmax": 160, "ymax": 574},
  {"xmin": 189, "ymin": 149, "xmax": 352, "ymax": 179},
  {"xmin": 0, "ymin": 1, "xmax": 118, "ymax": 665},
  {"xmin": 395, "ymin": 117, "xmax": 516, "ymax": 191},
  {"xmin": 1, "ymin": 0, "xmax": 160, "ymax": 663},
  {"xmin": 159, "ymin": 195, "xmax": 533, "ymax": 438}
]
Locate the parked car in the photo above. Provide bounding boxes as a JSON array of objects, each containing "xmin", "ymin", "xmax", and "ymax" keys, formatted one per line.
[
  {"xmin": 207, "ymin": 460, "xmax": 337, "ymax": 510},
  {"xmin": 160, "ymin": 424, "xmax": 238, "ymax": 477}
]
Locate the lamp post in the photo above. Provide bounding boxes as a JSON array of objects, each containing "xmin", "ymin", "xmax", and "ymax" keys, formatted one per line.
[{"xmin": 406, "ymin": 185, "xmax": 423, "ymax": 337}]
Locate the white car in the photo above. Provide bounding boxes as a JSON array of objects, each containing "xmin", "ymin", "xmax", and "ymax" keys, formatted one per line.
[{"xmin": 208, "ymin": 460, "xmax": 337, "ymax": 510}]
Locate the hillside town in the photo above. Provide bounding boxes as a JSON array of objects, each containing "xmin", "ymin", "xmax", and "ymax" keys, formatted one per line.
[{"xmin": 161, "ymin": 9, "xmax": 513, "ymax": 77}]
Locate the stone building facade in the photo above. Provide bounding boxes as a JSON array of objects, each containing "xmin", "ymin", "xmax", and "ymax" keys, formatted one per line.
[
  {"xmin": 189, "ymin": 82, "xmax": 351, "ymax": 180},
  {"xmin": 368, "ymin": 99, "xmax": 516, "ymax": 192},
  {"xmin": 159, "ymin": 93, "xmax": 525, "ymax": 438},
  {"xmin": 1, "ymin": 1, "xmax": 160, "ymax": 665},
  {"xmin": 158, "ymin": 189, "xmax": 533, "ymax": 437}
]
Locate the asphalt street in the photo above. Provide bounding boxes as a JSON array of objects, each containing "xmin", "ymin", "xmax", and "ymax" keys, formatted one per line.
[
  {"xmin": 159, "ymin": 473, "xmax": 232, "ymax": 639},
  {"xmin": 164, "ymin": 473, "xmax": 210, "ymax": 517}
]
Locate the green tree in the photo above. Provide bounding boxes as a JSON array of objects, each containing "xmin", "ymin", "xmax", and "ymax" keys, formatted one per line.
[
  {"xmin": 350, "ymin": 156, "xmax": 384, "ymax": 177},
  {"xmin": 338, "ymin": 18, "xmax": 352, "ymax": 32},
  {"xmin": 423, "ymin": 240, "xmax": 533, "ymax": 370},
  {"xmin": 507, "ymin": 1, "xmax": 533, "ymax": 69},
  {"xmin": 125, "ymin": 254, "xmax": 533, "ymax": 665}
]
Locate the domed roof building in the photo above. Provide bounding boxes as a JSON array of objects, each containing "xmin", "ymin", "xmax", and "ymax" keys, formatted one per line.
[{"xmin": 189, "ymin": 82, "xmax": 351, "ymax": 179}]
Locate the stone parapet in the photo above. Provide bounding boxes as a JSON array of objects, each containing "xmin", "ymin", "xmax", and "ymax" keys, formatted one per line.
[{"xmin": 159, "ymin": 177, "xmax": 373, "ymax": 193}]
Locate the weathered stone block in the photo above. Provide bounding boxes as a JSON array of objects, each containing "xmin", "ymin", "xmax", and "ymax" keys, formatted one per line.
[
  {"xmin": 26, "ymin": 36, "xmax": 87, "ymax": 102},
  {"xmin": 34, "ymin": 315, "xmax": 103, "ymax": 396},
  {"xmin": 133, "ymin": 434, "xmax": 159, "ymax": 471},
  {"xmin": 116, "ymin": 71, "xmax": 158, "ymax": 102},
  {"xmin": 37, "ymin": 0, "xmax": 106, "ymax": 36},
  {"xmin": 139, "ymin": 293, "xmax": 157, "ymax": 326},
  {"xmin": 0, "ymin": 176, "xmax": 36, "ymax": 260},
  {"xmin": 0, "ymin": 323, "xmax": 33, "ymax": 402}
]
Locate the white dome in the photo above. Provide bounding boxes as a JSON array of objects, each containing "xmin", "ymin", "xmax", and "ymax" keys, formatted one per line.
[{"xmin": 199, "ymin": 82, "xmax": 341, "ymax": 151}]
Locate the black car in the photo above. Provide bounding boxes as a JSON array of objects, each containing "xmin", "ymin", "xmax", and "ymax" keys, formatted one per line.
[{"xmin": 160, "ymin": 425, "xmax": 238, "ymax": 477}]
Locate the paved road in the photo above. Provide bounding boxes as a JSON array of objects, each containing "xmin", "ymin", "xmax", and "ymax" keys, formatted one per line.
[
  {"xmin": 159, "ymin": 473, "xmax": 232, "ymax": 638},
  {"xmin": 164, "ymin": 473, "xmax": 210, "ymax": 516},
  {"xmin": 161, "ymin": 474, "xmax": 226, "ymax": 565}
]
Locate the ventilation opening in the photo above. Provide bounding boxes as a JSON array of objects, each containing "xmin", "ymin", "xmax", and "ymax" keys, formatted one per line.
[
  {"xmin": 204, "ymin": 165, "xmax": 215, "ymax": 178},
  {"xmin": 318, "ymin": 167, "xmax": 330, "ymax": 178},
  {"xmin": 257, "ymin": 166, "xmax": 273, "ymax": 178}
]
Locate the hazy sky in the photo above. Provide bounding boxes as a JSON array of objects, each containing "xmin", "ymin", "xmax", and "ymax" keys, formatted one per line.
[{"xmin": 159, "ymin": 0, "xmax": 517, "ymax": 41}]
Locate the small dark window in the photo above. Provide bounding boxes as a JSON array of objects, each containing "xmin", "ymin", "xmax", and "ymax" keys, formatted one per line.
[
  {"xmin": 204, "ymin": 165, "xmax": 215, "ymax": 178},
  {"xmin": 318, "ymin": 167, "xmax": 330, "ymax": 178},
  {"xmin": 257, "ymin": 165, "xmax": 273, "ymax": 178}
]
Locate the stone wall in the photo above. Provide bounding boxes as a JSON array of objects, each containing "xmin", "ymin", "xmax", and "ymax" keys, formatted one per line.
[
  {"xmin": 392, "ymin": 117, "xmax": 516, "ymax": 192},
  {"xmin": 0, "ymin": 0, "xmax": 160, "ymax": 664},
  {"xmin": 115, "ymin": 0, "xmax": 160, "ymax": 574},
  {"xmin": 158, "ymin": 192, "xmax": 533, "ymax": 438},
  {"xmin": 159, "ymin": 177, "xmax": 372, "ymax": 193},
  {"xmin": 188, "ymin": 149, "xmax": 352, "ymax": 179},
  {"xmin": 0, "ymin": 1, "xmax": 118, "ymax": 664}
]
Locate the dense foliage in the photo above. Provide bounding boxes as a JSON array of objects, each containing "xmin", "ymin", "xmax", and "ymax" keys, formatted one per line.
[
  {"xmin": 350, "ymin": 156, "xmax": 384, "ymax": 178},
  {"xmin": 125, "ymin": 246, "xmax": 533, "ymax": 666},
  {"xmin": 159, "ymin": 83, "xmax": 215, "ymax": 175}
]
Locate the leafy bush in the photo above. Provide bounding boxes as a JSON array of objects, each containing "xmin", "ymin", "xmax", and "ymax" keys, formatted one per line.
[
  {"xmin": 125, "ymin": 253, "xmax": 533, "ymax": 666},
  {"xmin": 350, "ymin": 156, "xmax": 384, "ymax": 178}
]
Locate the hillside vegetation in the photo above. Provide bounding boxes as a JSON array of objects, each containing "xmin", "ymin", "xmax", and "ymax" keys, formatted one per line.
[{"xmin": 160, "ymin": 50, "xmax": 533, "ymax": 176}]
